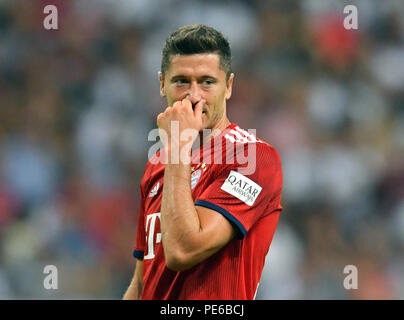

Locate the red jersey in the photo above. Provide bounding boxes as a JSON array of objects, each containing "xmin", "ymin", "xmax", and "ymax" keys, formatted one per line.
[{"xmin": 133, "ymin": 123, "xmax": 283, "ymax": 300}]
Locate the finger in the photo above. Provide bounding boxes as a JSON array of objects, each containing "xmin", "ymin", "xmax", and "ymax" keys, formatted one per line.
[
  {"xmin": 182, "ymin": 97, "xmax": 192, "ymax": 110},
  {"xmin": 157, "ymin": 112, "xmax": 165, "ymax": 126},
  {"xmin": 172, "ymin": 100, "xmax": 182, "ymax": 109},
  {"xmin": 193, "ymin": 99, "xmax": 205, "ymax": 120}
]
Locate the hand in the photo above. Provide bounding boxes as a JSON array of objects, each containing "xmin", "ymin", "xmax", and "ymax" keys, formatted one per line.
[{"xmin": 157, "ymin": 98, "xmax": 205, "ymax": 161}]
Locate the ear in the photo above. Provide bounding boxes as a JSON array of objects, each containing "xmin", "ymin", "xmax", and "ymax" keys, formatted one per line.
[
  {"xmin": 158, "ymin": 71, "xmax": 166, "ymax": 97},
  {"xmin": 225, "ymin": 73, "xmax": 234, "ymax": 100}
]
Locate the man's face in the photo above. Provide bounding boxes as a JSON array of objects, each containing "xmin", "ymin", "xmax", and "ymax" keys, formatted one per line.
[{"xmin": 159, "ymin": 53, "xmax": 234, "ymax": 130}]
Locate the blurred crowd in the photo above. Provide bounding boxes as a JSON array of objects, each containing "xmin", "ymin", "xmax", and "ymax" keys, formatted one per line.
[{"xmin": 0, "ymin": 0, "xmax": 403, "ymax": 299}]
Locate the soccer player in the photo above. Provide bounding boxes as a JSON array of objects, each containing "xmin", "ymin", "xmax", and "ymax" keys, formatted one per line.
[{"xmin": 123, "ymin": 24, "xmax": 283, "ymax": 300}]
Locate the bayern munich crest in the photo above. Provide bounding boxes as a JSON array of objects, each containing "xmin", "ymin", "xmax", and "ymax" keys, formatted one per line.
[{"xmin": 191, "ymin": 169, "xmax": 202, "ymax": 189}]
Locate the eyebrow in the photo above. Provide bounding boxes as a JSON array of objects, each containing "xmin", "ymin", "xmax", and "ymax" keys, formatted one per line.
[{"xmin": 170, "ymin": 75, "xmax": 218, "ymax": 82}]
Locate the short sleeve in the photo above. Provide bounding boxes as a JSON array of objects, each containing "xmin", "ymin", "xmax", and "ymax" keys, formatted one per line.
[
  {"xmin": 195, "ymin": 144, "xmax": 283, "ymax": 239},
  {"xmin": 133, "ymin": 197, "xmax": 145, "ymax": 260}
]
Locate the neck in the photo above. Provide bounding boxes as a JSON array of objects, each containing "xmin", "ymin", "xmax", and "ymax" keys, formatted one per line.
[
  {"xmin": 194, "ymin": 115, "xmax": 231, "ymax": 150},
  {"xmin": 210, "ymin": 115, "xmax": 231, "ymax": 133}
]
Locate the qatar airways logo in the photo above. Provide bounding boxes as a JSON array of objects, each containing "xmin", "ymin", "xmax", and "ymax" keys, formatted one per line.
[
  {"xmin": 147, "ymin": 122, "xmax": 261, "ymax": 175},
  {"xmin": 221, "ymin": 171, "xmax": 262, "ymax": 206}
]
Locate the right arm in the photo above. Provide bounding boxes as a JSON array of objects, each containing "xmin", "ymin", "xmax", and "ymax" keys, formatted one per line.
[
  {"xmin": 124, "ymin": 170, "xmax": 148, "ymax": 300},
  {"xmin": 123, "ymin": 260, "xmax": 143, "ymax": 300}
]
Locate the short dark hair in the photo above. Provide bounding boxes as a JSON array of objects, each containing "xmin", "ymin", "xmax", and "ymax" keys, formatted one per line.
[{"xmin": 161, "ymin": 24, "xmax": 232, "ymax": 81}]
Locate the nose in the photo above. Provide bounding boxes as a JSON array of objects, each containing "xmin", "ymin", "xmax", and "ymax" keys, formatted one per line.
[{"xmin": 186, "ymin": 81, "xmax": 201, "ymax": 104}]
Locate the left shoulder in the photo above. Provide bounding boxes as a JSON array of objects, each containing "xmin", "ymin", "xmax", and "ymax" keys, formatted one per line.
[
  {"xmin": 255, "ymin": 140, "xmax": 282, "ymax": 168},
  {"xmin": 224, "ymin": 124, "xmax": 282, "ymax": 170}
]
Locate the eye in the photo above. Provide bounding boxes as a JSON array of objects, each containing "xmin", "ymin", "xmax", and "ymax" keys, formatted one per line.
[
  {"xmin": 175, "ymin": 78, "xmax": 188, "ymax": 85},
  {"xmin": 203, "ymin": 79, "xmax": 214, "ymax": 86}
]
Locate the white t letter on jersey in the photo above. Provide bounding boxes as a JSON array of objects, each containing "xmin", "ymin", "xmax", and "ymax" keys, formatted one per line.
[{"xmin": 144, "ymin": 212, "xmax": 161, "ymax": 260}]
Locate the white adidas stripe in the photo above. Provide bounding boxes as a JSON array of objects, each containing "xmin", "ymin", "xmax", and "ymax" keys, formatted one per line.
[{"xmin": 225, "ymin": 126, "xmax": 263, "ymax": 144}]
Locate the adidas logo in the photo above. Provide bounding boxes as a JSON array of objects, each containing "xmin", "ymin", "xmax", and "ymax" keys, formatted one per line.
[{"xmin": 149, "ymin": 182, "xmax": 160, "ymax": 197}]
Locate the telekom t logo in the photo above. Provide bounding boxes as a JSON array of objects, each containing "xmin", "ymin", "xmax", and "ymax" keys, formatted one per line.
[{"xmin": 144, "ymin": 212, "xmax": 161, "ymax": 260}]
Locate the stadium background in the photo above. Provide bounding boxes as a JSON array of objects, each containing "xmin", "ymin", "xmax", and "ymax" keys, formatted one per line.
[{"xmin": 0, "ymin": 0, "xmax": 403, "ymax": 299}]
